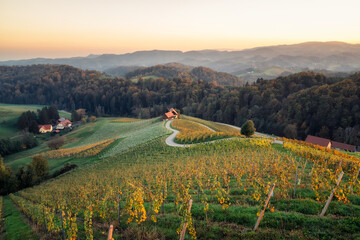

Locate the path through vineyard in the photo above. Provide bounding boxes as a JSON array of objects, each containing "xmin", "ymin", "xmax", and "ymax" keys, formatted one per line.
[
  {"xmin": 165, "ymin": 119, "xmax": 283, "ymax": 147},
  {"xmin": 165, "ymin": 120, "xmax": 190, "ymax": 147},
  {"xmin": 165, "ymin": 120, "xmax": 238, "ymax": 147}
]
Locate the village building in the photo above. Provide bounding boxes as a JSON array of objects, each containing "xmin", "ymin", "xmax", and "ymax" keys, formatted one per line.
[
  {"xmin": 38, "ymin": 124, "xmax": 53, "ymax": 133},
  {"xmin": 305, "ymin": 135, "xmax": 357, "ymax": 152},
  {"xmin": 163, "ymin": 108, "xmax": 180, "ymax": 120},
  {"xmin": 331, "ymin": 141, "xmax": 356, "ymax": 152},
  {"xmin": 305, "ymin": 135, "xmax": 331, "ymax": 148},
  {"xmin": 56, "ymin": 119, "xmax": 72, "ymax": 130}
]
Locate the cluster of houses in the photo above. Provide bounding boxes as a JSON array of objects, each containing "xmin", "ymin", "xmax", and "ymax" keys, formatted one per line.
[
  {"xmin": 162, "ymin": 108, "xmax": 180, "ymax": 120},
  {"xmin": 38, "ymin": 117, "xmax": 72, "ymax": 134},
  {"xmin": 305, "ymin": 135, "xmax": 357, "ymax": 152}
]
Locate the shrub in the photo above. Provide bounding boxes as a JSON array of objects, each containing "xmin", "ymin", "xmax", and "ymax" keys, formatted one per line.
[
  {"xmin": 47, "ymin": 136, "xmax": 65, "ymax": 150},
  {"xmin": 241, "ymin": 120, "xmax": 256, "ymax": 137}
]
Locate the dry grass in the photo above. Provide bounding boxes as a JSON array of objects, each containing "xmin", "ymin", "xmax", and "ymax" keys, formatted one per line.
[{"xmin": 111, "ymin": 118, "xmax": 141, "ymax": 123}]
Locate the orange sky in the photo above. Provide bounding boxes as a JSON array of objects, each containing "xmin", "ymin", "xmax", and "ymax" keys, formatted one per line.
[{"xmin": 1, "ymin": 0, "xmax": 360, "ymax": 60}]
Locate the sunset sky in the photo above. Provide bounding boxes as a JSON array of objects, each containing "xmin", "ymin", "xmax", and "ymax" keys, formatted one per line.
[{"xmin": 1, "ymin": 0, "xmax": 360, "ymax": 60}]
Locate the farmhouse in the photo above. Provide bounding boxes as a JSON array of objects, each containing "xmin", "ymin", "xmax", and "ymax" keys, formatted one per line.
[
  {"xmin": 305, "ymin": 135, "xmax": 331, "ymax": 148},
  {"xmin": 331, "ymin": 141, "xmax": 356, "ymax": 152},
  {"xmin": 56, "ymin": 119, "xmax": 72, "ymax": 130},
  {"xmin": 305, "ymin": 135, "xmax": 357, "ymax": 152},
  {"xmin": 163, "ymin": 108, "xmax": 180, "ymax": 120},
  {"xmin": 38, "ymin": 124, "xmax": 53, "ymax": 133}
]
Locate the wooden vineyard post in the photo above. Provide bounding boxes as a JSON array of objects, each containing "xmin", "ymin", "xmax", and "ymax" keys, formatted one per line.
[
  {"xmin": 43, "ymin": 207, "xmax": 47, "ymax": 233},
  {"xmin": 299, "ymin": 159, "xmax": 308, "ymax": 185},
  {"xmin": 107, "ymin": 225, "xmax": 114, "ymax": 240},
  {"xmin": 320, "ymin": 171, "xmax": 344, "ymax": 217},
  {"xmin": 293, "ymin": 165, "xmax": 299, "ymax": 199},
  {"xmin": 253, "ymin": 183, "xmax": 275, "ymax": 231},
  {"xmin": 60, "ymin": 210, "xmax": 66, "ymax": 240},
  {"xmin": 197, "ymin": 186, "xmax": 199, "ymax": 202},
  {"xmin": 179, "ymin": 199, "xmax": 193, "ymax": 240},
  {"xmin": 197, "ymin": 174, "xmax": 200, "ymax": 202},
  {"xmin": 162, "ymin": 188, "xmax": 165, "ymax": 214},
  {"xmin": 338, "ymin": 160, "xmax": 343, "ymax": 170},
  {"xmin": 351, "ymin": 167, "xmax": 360, "ymax": 194}
]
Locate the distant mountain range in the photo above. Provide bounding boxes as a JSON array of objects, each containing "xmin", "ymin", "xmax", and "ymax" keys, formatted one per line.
[{"xmin": 1, "ymin": 41, "xmax": 360, "ymax": 82}]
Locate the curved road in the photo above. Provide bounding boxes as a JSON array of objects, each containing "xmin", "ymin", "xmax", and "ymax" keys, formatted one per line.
[
  {"xmin": 165, "ymin": 119, "xmax": 282, "ymax": 147},
  {"xmin": 165, "ymin": 120, "xmax": 235, "ymax": 148},
  {"xmin": 165, "ymin": 120, "xmax": 191, "ymax": 148}
]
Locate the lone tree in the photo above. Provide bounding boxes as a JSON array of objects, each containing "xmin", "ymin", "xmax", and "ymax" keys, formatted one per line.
[
  {"xmin": 241, "ymin": 120, "xmax": 256, "ymax": 137},
  {"xmin": 32, "ymin": 155, "xmax": 49, "ymax": 182},
  {"xmin": 47, "ymin": 136, "xmax": 65, "ymax": 150}
]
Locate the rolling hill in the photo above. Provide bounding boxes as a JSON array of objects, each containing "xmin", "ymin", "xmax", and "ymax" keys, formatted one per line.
[
  {"xmin": 121, "ymin": 63, "xmax": 244, "ymax": 86},
  {"xmin": 1, "ymin": 113, "xmax": 360, "ymax": 239},
  {"xmin": 1, "ymin": 65, "xmax": 360, "ymax": 145},
  {"xmin": 2, "ymin": 41, "xmax": 360, "ymax": 82}
]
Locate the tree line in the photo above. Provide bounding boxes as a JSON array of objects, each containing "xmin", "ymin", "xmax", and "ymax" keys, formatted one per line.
[
  {"xmin": 18, "ymin": 106, "xmax": 60, "ymax": 133},
  {"xmin": 0, "ymin": 65, "xmax": 359, "ymax": 145},
  {"xmin": 0, "ymin": 154, "xmax": 77, "ymax": 195},
  {"xmin": 0, "ymin": 132, "xmax": 38, "ymax": 157},
  {"xmin": 0, "ymin": 155, "xmax": 48, "ymax": 195}
]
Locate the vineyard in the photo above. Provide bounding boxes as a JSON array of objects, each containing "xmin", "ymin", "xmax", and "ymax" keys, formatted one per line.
[
  {"xmin": 9, "ymin": 134, "xmax": 360, "ymax": 239},
  {"xmin": 182, "ymin": 115, "xmax": 240, "ymax": 133},
  {"xmin": 35, "ymin": 139, "xmax": 116, "ymax": 159},
  {"xmin": 172, "ymin": 118, "xmax": 243, "ymax": 144}
]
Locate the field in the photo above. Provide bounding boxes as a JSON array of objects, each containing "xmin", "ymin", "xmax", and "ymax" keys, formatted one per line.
[
  {"xmin": 182, "ymin": 115, "xmax": 240, "ymax": 133},
  {"xmin": 4, "ymin": 116, "xmax": 169, "ymax": 174},
  {"xmin": 172, "ymin": 118, "xmax": 242, "ymax": 144},
  {"xmin": 2, "ymin": 113, "xmax": 360, "ymax": 240},
  {"xmin": 0, "ymin": 103, "xmax": 71, "ymax": 138},
  {"xmin": 111, "ymin": 118, "xmax": 142, "ymax": 123}
]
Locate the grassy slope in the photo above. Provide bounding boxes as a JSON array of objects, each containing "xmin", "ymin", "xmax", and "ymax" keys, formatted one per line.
[
  {"xmin": 182, "ymin": 115, "xmax": 240, "ymax": 133},
  {"xmin": 3, "ymin": 196, "xmax": 39, "ymax": 240},
  {"xmin": 4, "ymin": 116, "xmax": 170, "ymax": 174},
  {"xmin": 0, "ymin": 103, "xmax": 70, "ymax": 138},
  {"xmin": 18, "ymin": 137, "xmax": 360, "ymax": 239},
  {"xmin": 3, "ymin": 113, "xmax": 360, "ymax": 239}
]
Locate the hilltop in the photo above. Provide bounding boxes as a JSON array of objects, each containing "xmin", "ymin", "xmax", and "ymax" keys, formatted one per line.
[
  {"xmin": 2, "ymin": 41, "xmax": 360, "ymax": 82},
  {"xmin": 119, "ymin": 63, "xmax": 244, "ymax": 86}
]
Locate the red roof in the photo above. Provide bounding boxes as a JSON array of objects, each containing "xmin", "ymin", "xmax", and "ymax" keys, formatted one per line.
[
  {"xmin": 61, "ymin": 119, "xmax": 72, "ymax": 125},
  {"xmin": 305, "ymin": 135, "xmax": 331, "ymax": 147},
  {"xmin": 38, "ymin": 124, "xmax": 52, "ymax": 130},
  {"xmin": 165, "ymin": 112, "xmax": 175, "ymax": 118},
  {"xmin": 331, "ymin": 141, "xmax": 356, "ymax": 152}
]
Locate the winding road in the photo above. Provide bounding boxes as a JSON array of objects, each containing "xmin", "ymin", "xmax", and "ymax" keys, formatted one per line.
[
  {"xmin": 165, "ymin": 120, "xmax": 192, "ymax": 148},
  {"xmin": 164, "ymin": 119, "xmax": 283, "ymax": 147}
]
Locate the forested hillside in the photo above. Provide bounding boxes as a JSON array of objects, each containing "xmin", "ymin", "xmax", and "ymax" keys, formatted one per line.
[
  {"xmin": 122, "ymin": 64, "xmax": 244, "ymax": 86},
  {"xmin": 0, "ymin": 65, "xmax": 359, "ymax": 145}
]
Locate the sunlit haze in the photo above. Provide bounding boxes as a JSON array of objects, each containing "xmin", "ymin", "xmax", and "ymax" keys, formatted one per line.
[{"xmin": 1, "ymin": 0, "xmax": 360, "ymax": 60}]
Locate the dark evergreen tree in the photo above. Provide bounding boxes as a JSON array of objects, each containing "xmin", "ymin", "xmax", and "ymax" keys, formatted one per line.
[{"xmin": 241, "ymin": 120, "xmax": 256, "ymax": 137}]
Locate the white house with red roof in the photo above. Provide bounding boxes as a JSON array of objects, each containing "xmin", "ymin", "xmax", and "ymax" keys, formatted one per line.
[
  {"xmin": 56, "ymin": 119, "xmax": 72, "ymax": 130},
  {"xmin": 38, "ymin": 124, "xmax": 53, "ymax": 133}
]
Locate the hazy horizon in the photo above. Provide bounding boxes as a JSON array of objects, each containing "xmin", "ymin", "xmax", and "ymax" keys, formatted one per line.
[
  {"xmin": 1, "ymin": 0, "xmax": 360, "ymax": 61},
  {"xmin": 2, "ymin": 40, "xmax": 360, "ymax": 62}
]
